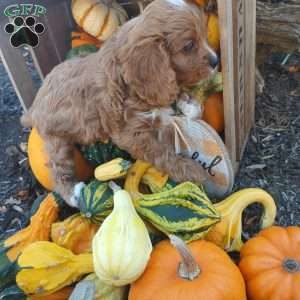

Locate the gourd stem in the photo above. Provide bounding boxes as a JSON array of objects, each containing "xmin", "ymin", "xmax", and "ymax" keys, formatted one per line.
[
  {"xmin": 283, "ymin": 259, "xmax": 300, "ymax": 273},
  {"xmin": 169, "ymin": 235, "xmax": 200, "ymax": 280},
  {"xmin": 109, "ymin": 181, "xmax": 122, "ymax": 193}
]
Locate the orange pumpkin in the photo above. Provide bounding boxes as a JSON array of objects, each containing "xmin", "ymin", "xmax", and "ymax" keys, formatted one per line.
[
  {"xmin": 129, "ymin": 235, "xmax": 246, "ymax": 300},
  {"xmin": 28, "ymin": 128, "xmax": 94, "ymax": 190},
  {"xmin": 71, "ymin": 30, "xmax": 102, "ymax": 48},
  {"xmin": 239, "ymin": 226, "xmax": 300, "ymax": 300},
  {"xmin": 202, "ymin": 92, "xmax": 224, "ymax": 133}
]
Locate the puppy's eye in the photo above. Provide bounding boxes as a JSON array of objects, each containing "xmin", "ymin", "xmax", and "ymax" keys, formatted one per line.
[{"xmin": 183, "ymin": 40, "xmax": 195, "ymax": 53}]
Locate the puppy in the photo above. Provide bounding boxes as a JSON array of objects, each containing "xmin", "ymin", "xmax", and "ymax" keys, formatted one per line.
[{"xmin": 21, "ymin": 0, "xmax": 219, "ymax": 206}]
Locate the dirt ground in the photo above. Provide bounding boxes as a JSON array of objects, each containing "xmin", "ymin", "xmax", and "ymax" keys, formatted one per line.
[{"xmin": 0, "ymin": 51, "xmax": 299, "ymax": 241}]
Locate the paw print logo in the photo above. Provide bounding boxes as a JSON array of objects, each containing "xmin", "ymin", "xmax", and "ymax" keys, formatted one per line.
[{"xmin": 4, "ymin": 16, "xmax": 45, "ymax": 48}]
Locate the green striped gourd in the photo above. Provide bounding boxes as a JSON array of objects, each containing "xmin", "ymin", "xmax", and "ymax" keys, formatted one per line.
[
  {"xmin": 146, "ymin": 179, "xmax": 178, "ymax": 194},
  {"xmin": 134, "ymin": 182, "xmax": 221, "ymax": 242},
  {"xmin": 79, "ymin": 180, "xmax": 113, "ymax": 224},
  {"xmin": 80, "ymin": 141, "xmax": 131, "ymax": 166},
  {"xmin": 79, "ymin": 180, "xmax": 220, "ymax": 242}
]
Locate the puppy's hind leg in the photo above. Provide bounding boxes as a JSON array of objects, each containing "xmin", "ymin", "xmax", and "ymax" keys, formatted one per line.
[{"xmin": 43, "ymin": 135, "xmax": 84, "ymax": 207}]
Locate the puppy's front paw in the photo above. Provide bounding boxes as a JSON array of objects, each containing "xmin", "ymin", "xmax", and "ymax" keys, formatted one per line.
[{"xmin": 68, "ymin": 182, "xmax": 86, "ymax": 208}]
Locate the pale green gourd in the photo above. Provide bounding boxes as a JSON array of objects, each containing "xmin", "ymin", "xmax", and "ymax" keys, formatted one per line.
[{"xmin": 92, "ymin": 182, "xmax": 152, "ymax": 286}]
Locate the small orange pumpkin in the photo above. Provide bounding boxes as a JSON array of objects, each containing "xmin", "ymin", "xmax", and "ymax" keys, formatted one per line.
[
  {"xmin": 202, "ymin": 92, "xmax": 224, "ymax": 133},
  {"xmin": 239, "ymin": 226, "xmax": 300, "ymax": 300},
  {"xmin": 28, "ymin": 128, "xmax": 94, "ymax": 190},
  {"xmin": 129, "ymin": 235, "xmax": 246, "ymax": 300},
  {"xmin": 71, "ymin": 30, "xmax": 102, "ymax": 48}
]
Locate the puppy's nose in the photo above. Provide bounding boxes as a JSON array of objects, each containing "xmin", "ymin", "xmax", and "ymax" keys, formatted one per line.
[{"xmin": 208, "ymin": 52, "xmax": 219, "ymax": 69}]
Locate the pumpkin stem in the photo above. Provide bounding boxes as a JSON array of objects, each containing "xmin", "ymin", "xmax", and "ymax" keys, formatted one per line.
[
  {"xmin": 283, "ymin": 259, "xmax": 300, "ymax": 273},
  {"xmin": 169, "ymin": 235, "xmax": 200, "ymax": 280}
]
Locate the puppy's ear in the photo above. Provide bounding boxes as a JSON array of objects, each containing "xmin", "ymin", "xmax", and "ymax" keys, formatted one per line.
[{"xmin": 120, "ymin": 37, "xmax": 179, "ymax": 107}]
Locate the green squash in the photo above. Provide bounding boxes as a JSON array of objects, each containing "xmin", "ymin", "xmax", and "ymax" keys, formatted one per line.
[
  {"xmin": 135, "ymin": 182, "xmax": 221, "ymax": 242},
  {"xmin": 147, "ymin": 179, "xmax": 178, "ymax": 194},
  {"xmin": 79, "ymin": 180, "xmax": 220, "ymax": 242},
  {"xmin": 79, "ymin": 180, "xmax": 113, "ymax": 224},
  {"xmin": 80, "ymin": 141, "xmax": 131, "ymax": 166}
]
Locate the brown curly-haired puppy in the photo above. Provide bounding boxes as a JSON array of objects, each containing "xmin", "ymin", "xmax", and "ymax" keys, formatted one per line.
[{"xmin": 21, "ymin": 0, "xmax": 219, "ymax": 206}]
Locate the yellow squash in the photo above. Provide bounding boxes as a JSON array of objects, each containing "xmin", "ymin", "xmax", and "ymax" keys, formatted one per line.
[
  {"xmin": 124, "ymin": 160, "xmax": 151, "ymax": 199},
  {"xmin": 16, "ymin": 241, "xmax": 93, "ymax": 296},
  {"xmin": 141, "ymin": 166, "xmax": 168, "ymax": 193},
  {"xmin": 92, "ymin": 182, "xmax": 152, "ymax": 286},
  {"xmin": 94, "ymin": 158, "xmax": 132, "ymax": 181},
  {"xmin": 205, "ymin": 188, "xmax": 277, "ymax": 251},
  {"xmin": 51, "ymin": 213, "xmax": 99, "ymax": 254}
]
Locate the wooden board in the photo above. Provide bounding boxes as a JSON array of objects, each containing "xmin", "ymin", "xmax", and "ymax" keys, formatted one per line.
[
  {"xmin": 29, "ymin": 0, "xmax": 74, "ymax": 79},
  {"xmin": 0, "ymin": 18, "xmax": 37, "ymax": 111},
  {"xmin": 217, "ymin": 0, "xmax": 237, "ymax": 166},
  {"xmin": 218, "ymin": 0, "xmax": 256, "ymax": 167}
]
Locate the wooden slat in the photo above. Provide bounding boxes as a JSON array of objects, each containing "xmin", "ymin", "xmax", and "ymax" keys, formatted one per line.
[
  {"xmin": 217, "ymin": 0, "xmax": 237, "ymax": 167},
  {"xmin": 218, "ymin": 0, "xmax": 256, "ymax": 168},
  {"xmin": 235, "ymin": 0, "xmax": 246, "ymax": 160},
  {"xmin": 244, "ymin": 0, "xmax": 256, "ymax": 135},
  {"xmin": 0, "ymin": 18, "xmax": 37, "ymax": 110},
  {"xmin": 29, "ymin": 0, "xmax": 74, "ymax": 79}
]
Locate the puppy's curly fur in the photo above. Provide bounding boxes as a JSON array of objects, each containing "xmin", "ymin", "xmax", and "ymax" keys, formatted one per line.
[{"xmin": 21, "ymin": 0, "xmax": 217, "ymax": 203}]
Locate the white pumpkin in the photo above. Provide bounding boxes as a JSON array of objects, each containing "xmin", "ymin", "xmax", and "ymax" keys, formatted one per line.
[{"xmin": 72, "ymin": 0, "xmax": 128, "ymax": 41}]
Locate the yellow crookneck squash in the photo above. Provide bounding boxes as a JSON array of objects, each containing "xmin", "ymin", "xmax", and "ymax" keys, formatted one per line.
[
  {"xmin": 16, "ymin": 241, "xmax": 93, "ymax": 297},
  {"xmin": 205, "ymin": 188, "xmax": 277, "ymax": 251}
]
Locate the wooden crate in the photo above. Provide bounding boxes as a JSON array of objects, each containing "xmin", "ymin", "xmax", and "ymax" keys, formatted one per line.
[{"xmin": 0, "ymin": 0, "xmax": 256, "ymax": 170}]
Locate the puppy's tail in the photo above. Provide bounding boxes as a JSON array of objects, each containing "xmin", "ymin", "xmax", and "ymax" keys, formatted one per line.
[{"xmin": 20, "ymin": 111, "xmax": 33, "ymax": 128}]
